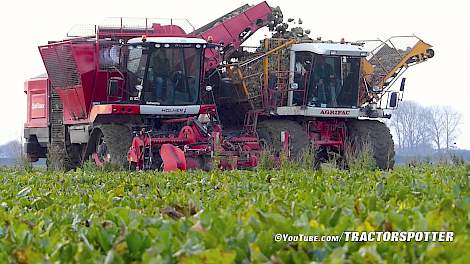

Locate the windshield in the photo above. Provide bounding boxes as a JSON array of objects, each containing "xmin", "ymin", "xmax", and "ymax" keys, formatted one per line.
[
  {"xmin": 126, "ymin": 44, "xmax": 202, "ymax": 105},
  {"xmin": 145, "ymin": 47, "xmax": 201, "ymax": 105},
  {"xmin": 127, "ymin": 47, "xmax": 147, "ymax": 78},
  {"xmin": 300, "ymin": 54, "xmax": 360, "ymax": 108},
  {"xmin": 126, "ymin": 46, "xmax": 148, "ymax": 99}
]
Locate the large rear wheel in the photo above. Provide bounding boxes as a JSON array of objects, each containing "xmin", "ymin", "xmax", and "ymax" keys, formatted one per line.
[
  {"xmin": 92, "ymin": 124, "xmax": 133, "ymax": 169},
  {"xmin": 257, "ymin": 119, "xmax": 309, "ymax": 159},
  {"xmin": 346, "ymin": 120, "xmax": 395, "ymax": 170}
]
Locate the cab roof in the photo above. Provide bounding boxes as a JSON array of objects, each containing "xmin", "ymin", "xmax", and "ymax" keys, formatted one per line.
[{"xmin": 291, "ymin": 42, "xmax": 368, "ymax": 57}]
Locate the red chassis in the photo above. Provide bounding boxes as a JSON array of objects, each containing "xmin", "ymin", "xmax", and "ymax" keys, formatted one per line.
[
  {"xmin": 127, "ymin": 116, "xmax": 261, "ymax": 171},
  {"xmin": 307, "ymin": 120, "xmax": 346, "ymax": 152}
]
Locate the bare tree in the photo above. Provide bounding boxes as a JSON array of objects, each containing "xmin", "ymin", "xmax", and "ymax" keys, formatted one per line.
[
  {"xmin": 427, "ymin": 106, "xmax": 446, "ymax": 151},
  {"xmin": 442, "ymin": 106, "xmax": 462, "ymax": 151},
  {"xmin": 391, "ymin": 102, "xmax": 462, "ymax": 154},
  {"xmin": 389, "ymin": 107, "xmax": 404, "ymax": 150},
  {"xmin": 390, "ymin": 101, "xmax": 432, "ymax": 151}
]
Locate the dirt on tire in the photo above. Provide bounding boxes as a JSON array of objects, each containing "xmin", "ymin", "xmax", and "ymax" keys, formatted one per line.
[
  {"xmin": 346, "ymin": 120, "xmax": 395, "ymax": 170},
  {"xmin": 257, "ymin": 119, "xmax": 309, "ymax": 159},
  {"xmin": 96, "ymin": 124, "xmax": 133, "ymax": 169}
]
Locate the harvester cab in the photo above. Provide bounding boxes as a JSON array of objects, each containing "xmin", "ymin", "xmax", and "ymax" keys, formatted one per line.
[
  {"xmin": 282, "ymin": 42, "xmax": 368, "ymax": 116},
  {"xmin": 124, "ymin": 37, "xmax": 208, "ymax": 107},
  {"xmin": 95, "ymin": 36, "xmax": 228, "ymax": 171},
  {"xmin": 221, "ymin": 39, "xmax": 373, "ymax": 123}
]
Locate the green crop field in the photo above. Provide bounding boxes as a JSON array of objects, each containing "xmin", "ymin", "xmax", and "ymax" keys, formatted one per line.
[{"xmin": 0, "ymin": 164, "xmax": 469, "ymax": 263}]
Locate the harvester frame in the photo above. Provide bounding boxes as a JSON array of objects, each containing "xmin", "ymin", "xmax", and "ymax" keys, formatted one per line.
[{"xmin": 23, "ymin": 1, "xmax": 434, "ymax": 171}]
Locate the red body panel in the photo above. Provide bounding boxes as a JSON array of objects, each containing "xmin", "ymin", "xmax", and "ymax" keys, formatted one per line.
[
  {"xmin": 93, "ymin": 71, "xmax": 125, "ymax": 103},
  {"xmin": 72, "ymin": 43, "xmax": 97, "ymax": 113},
  {"xmin": 89, "ymin": 104, "xmax": 140, "ymax": 122},
  {"xmin": 38, "ymin": 42, "xmax": 97, "ymax": 124},
  {"xmin": 24, "ymin": 77, "xmax": 49, "ymax": 128},
  {"xmin": 55, "ymin": 85, "xmax": 87, "ymax": 123},
  {"xmin": 160, "ymin": 144, "xmax": 187, "ymax": 171}
]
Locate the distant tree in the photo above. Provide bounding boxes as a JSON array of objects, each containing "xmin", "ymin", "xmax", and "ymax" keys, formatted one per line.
[
  {"xmin": 391, "ymin": 102, "xmax": 462, "ymax": 155},
  {"xmin": 389, "ymin": 106, "xmax": 405, "ymax": 150},
  {"xmin": 442, "ymin": 106, "xmax": 462, "ymax": 151},
  {"xmin": 427, "ymin": 106, "xmax": 446, "ymax": 151},
  {"xmin": 390, "ymin": 101, "xmax": 431, "ymax": 151}
]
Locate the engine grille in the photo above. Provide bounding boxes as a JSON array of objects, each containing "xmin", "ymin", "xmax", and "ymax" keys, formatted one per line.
[{"xmin": 40, "ymin": 43, "xmax": 81, "ymax": 88}]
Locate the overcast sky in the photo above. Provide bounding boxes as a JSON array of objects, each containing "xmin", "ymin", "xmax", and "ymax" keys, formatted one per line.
[{"xmin": 0, "ymin": 0, "xmax": 468, "ymax": 148}]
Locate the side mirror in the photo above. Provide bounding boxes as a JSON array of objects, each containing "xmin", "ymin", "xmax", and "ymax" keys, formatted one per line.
[
  {"xmin": 205, "ymin": 85, "xmax": 213, "ymax": 92},
  {"xmin": 400, "ymin": 78, "xmax": 406, "ymax": 92},
  {"xmin": 389, "ymin": 92, "xmax": 399, "ymax": 108}
]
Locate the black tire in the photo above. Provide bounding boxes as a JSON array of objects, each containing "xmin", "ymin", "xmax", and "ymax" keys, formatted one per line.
[
  {"xmin": 94, "ymin": 124, "xmax": 133, "ymax": 169},
  {"xmin": 257, "ymin": 119, "xmax": 309, "ymax": 159},
  {"xmin": 65, "ymin": 143, "xmax": 83, "ymax": 170},
  {"xmin": 346, "ymin": 120, "xmax": 395, "ymax": 170}
]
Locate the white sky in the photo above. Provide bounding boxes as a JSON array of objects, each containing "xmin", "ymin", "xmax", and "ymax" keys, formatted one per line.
[{"xmin": 0, "ymin": 0, "xmax": 469, "ymax": 148}]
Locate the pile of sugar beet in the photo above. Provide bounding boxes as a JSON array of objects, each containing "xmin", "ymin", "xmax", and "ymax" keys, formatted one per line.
[{"xmin": 267, "ymin": 6, "xmax": 312, "ymax": 40}]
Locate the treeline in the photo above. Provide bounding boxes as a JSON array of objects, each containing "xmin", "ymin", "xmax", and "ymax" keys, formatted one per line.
[{"xmin": 388, "ymin": 101, "xmax": 462, "ymax": 153}]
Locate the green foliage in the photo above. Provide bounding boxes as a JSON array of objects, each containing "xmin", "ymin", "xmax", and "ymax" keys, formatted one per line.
[
  {"xmin": 46, "ymin": 144, "xmax": 66, "ymax": 171},
  {"xmin": 15, "ymin": 155, "xmax": 34, "ymax": 173},
  {"xmin": 450, "ymin": 153, "xmax": 465, "ymax": 166},
  {"xmin": 345, "ymin": 141, "xmax": 377, "ymax": 171},
  {"xmin": 0, "ymin": 165, "xmax": 469, "ymax": 263}
]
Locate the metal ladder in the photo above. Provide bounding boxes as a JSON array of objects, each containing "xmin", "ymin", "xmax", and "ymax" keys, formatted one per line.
[{"xmin": 49, "ymin": 88, "xmax": 72, "ymax": 168}]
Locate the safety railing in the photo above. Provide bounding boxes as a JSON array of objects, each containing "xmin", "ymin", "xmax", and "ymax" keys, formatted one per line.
[
  {"xmin": 67, "ymin": 17, "xmax": 195, "ymax": 38},
  {"xmin": 359, "ymin": 35, "xmax": 434, "ymax": 93}
]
